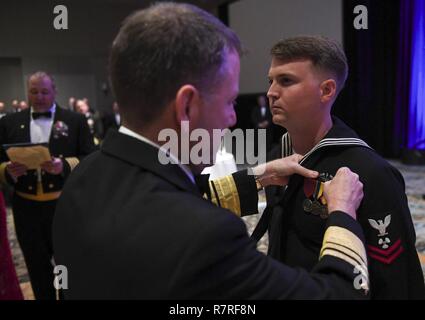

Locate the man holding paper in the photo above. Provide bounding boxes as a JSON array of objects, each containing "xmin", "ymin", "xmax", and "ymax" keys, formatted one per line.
[{"xmin": 0, "ymin": 71, "xmax": 95, "ymax": 300}]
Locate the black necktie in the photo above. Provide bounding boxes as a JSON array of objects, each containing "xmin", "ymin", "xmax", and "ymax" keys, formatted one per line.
[{"xmin": 32, "ymin": 111, "xmax": 52, "ymax": 120}]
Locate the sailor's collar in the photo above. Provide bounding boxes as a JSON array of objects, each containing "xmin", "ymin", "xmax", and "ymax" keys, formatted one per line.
[{"xmin": 281, "ymin": 116, "xmax": 372, "ymax": 164}]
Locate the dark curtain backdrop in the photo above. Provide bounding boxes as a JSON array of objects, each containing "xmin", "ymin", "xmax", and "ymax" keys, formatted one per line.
[
  {"xmin": 334, "ymin": 0, "xmax": 401, "ymax": 158},
  {"xmin": 395, "ymin": 0, "xmax": 414, "ymax": 153}
]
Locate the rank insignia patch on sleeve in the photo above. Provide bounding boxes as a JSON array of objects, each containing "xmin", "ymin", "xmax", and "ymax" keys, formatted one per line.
[{"xmin": 367, "ymin": 214, "xmax": 404, "ymax": 264}]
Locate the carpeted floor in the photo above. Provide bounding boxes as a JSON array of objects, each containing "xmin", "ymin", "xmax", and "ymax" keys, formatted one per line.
[{"xmin": 5, "ymin": 160, "xmax": 425, "ymax": 300}]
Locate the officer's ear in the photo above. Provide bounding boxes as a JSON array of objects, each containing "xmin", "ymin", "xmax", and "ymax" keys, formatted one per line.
[
  {"xmin": 319, "ymin": 79, "xmax": 337, "ymax": 103},
  {"xmin": 174, "ymin": 85, "xmax": 202, "ymax": 126}
]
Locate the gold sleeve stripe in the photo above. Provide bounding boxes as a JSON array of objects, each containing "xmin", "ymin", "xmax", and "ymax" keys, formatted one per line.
[
  {"xmin": 210, "ymin": 175, "xmax": 241, "ymax": 217},
  {"xmin": 208, "ymin": 181, "xmax": 220, "ymax": 207},
  {"xmin": 16, "ymin": 182, "xmax": 61, "ymax": 201},
  {"xmin": 321, "ymin": 226, "xmax": 367, "ymax": 265},
  {"xmin": 65, "ymin": 157, "xmax": 79, "ymax": 171},
  {"xmin": 226, "ymin": 175, "xmax": 241, "ymax": 216},
  {"xmin": 0, "ymin": 162, "xmax": 8, "ymax": 185},
  {"xmin": 16, "ymin": 190, "xmax": 61, "ymax": 201},
  {"xmin": 320, "ymin": 243, "xmax": 369, "ymax": 278}
]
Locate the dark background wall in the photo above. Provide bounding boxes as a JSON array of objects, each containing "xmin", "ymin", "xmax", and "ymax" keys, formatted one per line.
[
  {"xmin": 228, "ymin": 0, "xmax": 343, "ymax": 94},
  {"xmin": 0, "ymin": 0, "xmax": 342, "ymax": 113}
]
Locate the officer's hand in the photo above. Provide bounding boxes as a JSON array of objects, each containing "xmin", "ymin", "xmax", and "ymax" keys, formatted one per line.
[
  {"xmin": 40, "ymin": 157, "xmax": 63, "ymax": 175},
  {"xmin": 323, "ymin": 167, "xmax": 363, "ymax": 220},
  {"xmin": 252, "ymin": 154, "xmax": 319, "ymax": 187},
  {"xmin": 6, "ymin": 161, "xmax": 28, "ymax": 182}
]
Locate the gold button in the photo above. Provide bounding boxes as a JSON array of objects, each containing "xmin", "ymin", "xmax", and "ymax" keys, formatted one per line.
[
  {"xmin": 20, "ymin": 125, "xmax": 25, "ymax": 129},
  {"xmin": 49, "ymin": 184, "xmax": 54, "ymax": 188},
  {"xmin": 41, "ymin": 171, "xmax": 45, "ymax": 175},
  {"xmin": 28, "ymin": 186, "xmax": 33, "ymax": 190}
]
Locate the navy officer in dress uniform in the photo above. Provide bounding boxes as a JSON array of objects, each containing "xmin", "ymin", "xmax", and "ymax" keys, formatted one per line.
[
  {"xmin": 0, "ymin": 71, "xmax": 95, "ymax": 300},
  {"xmin": 53, "ymin": 3, "xmax": 371, "ymax": 299}
]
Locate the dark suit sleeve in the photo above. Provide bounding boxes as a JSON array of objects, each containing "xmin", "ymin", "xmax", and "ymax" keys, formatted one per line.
[
  {"xmin": 62, "ymin": 114, "xmax": 95, "ymax": 178},
  {"xmin": 170, "ymin": 210, "xmax": 369, "ymax": 299}
]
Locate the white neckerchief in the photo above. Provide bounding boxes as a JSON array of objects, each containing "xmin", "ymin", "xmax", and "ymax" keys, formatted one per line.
[{"xmin": 118, "ymin": 126, "xmax": 195, "ymax": 184}]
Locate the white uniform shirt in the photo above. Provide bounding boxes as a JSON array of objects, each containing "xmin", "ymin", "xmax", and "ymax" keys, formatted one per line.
[{"xmin": 30, "ymin": 104, "xmax": 56, "ymax": 143}]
